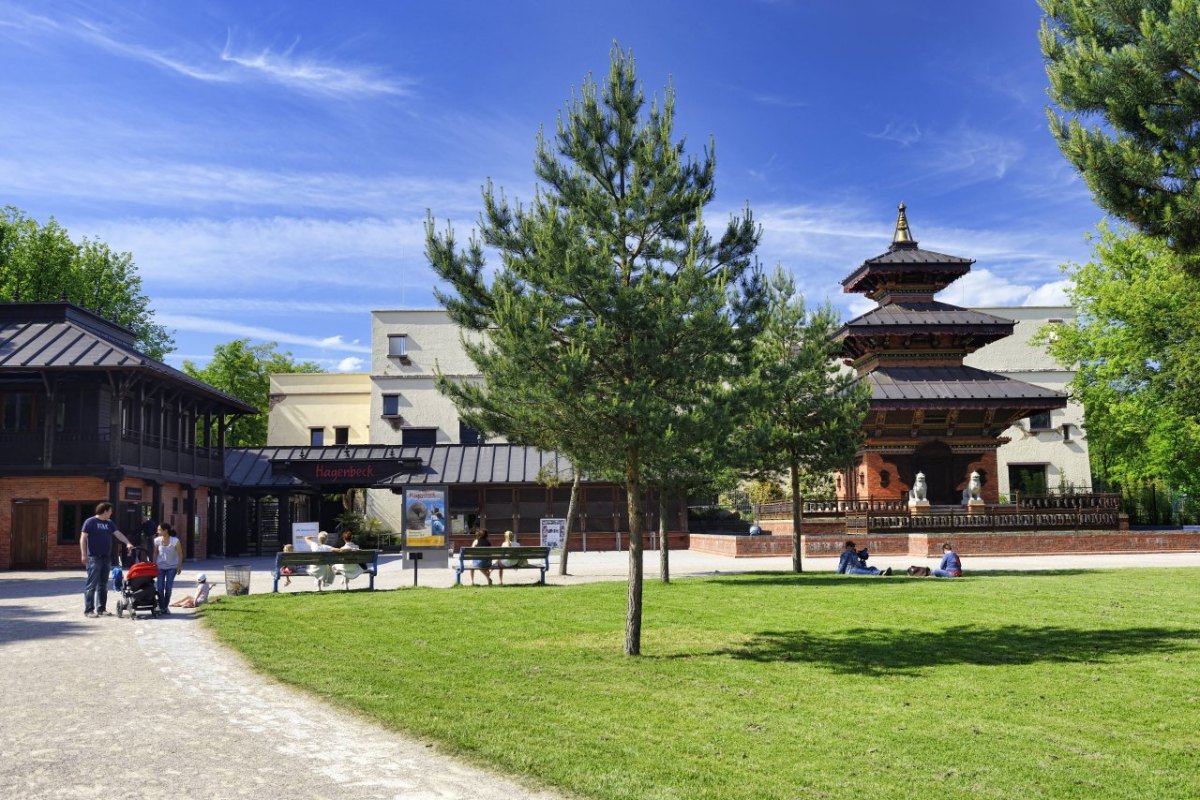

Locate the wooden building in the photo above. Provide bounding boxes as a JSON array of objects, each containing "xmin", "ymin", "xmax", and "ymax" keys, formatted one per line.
[
  {"xmin": 0, "ymin": 302, "xmax": 255, "ymax": 569},
  {"xmin": 835, "ymin": 206, "xmax": 1066, "ymax": 505}
]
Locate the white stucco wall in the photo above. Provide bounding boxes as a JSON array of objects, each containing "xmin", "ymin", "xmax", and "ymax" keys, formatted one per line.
[{"xmin": 966, "ymin": 306, "xmax": 1092, "ymax": 497}]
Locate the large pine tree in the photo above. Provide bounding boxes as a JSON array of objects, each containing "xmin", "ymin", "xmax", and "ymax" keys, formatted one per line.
[
  {"xmin": 427, "ymin": 47, "xmax": 764, "ymax": 656},
  {"xmin": 1041, "ymin": 0, "xmax": 1200, "ymax": 263}
]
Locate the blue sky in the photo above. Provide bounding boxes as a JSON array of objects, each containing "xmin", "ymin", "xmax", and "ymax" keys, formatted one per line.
[{"xmin": 1, "ymin": 0, "xmax": 1103, "ymax": 370}]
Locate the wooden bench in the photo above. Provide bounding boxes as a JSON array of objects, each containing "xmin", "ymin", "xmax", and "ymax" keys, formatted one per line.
[
  {"xmin": 273, "ymin": 550, "xmax": 380, "ymax": 592},
  {"xmin": 455, "ymin": 546, "xmax": 550, "ymax": 585}
]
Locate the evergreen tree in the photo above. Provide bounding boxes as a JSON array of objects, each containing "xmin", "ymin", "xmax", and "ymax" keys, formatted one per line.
[
  {"xmin": 0, "ymin": 206, "xmax": 172, "ymax": 358},
  {"xmin": 734, "ymin": 268, "xmax": 868, "ymax": 572},
  {"xmin": 427, "ymin": 47, "xmax": 764, "ymax": 655},
  {"xmin": 1041, "ymin": 0, "xmax": 1200, "ymax": 263},
  {"xmin": 183, "ymin": 339, "xmax": 322, "ymax": 447}
]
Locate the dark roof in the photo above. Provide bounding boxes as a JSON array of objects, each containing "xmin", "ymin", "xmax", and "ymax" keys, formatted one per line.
[
  {"xmin": 225, "ymin": 444, "xmax": 579, "ymax": 490},
  {"xmin": 860, "ymin": 366, "xmax": 1066, "ymax": 408},
  {"xmin": 0, "ymin": 302, "xmax": 256, "ymax": 413},
  {"xmin": 841, "ymin": 243, "xmax": 975, "ymax": 294},
  {"xmin": 837, "ymin": 302, "xmax": 1014, "ymax": 336}
]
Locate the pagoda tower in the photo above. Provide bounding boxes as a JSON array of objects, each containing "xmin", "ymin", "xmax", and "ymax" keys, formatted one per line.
[{"xmin": 834, "ymin": 205, "xmax": 1065, "ymax": 505}]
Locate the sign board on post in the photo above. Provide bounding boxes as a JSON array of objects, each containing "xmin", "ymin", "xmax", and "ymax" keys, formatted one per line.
[
  {"xmin": 403, "ymin": 487, "xmax": 449, "ymax": 570},
  {"xmin": 292, "ymin": 521, "xmax": 320, "ymax": 551},
  {"xmin": 540, "ymin": 518, "xmax": 566, "ymax": 551}
]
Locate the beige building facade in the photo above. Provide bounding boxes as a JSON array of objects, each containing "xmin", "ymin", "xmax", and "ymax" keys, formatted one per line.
[
  {"xmin": 965, "ymin": 306, "xmax": 1091, "ymax": 498},
  {"xmin": 267, "ymin": 372, "xmax": 371, "ymax": 447}
]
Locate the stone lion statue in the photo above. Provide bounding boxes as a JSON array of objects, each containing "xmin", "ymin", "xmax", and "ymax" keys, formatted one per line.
[
  {"xmin": 962, "ymin": 471, "xmax": 983, "ymax": 503},
  {"xmin": 911, "ymin": 472, "xmax": 928, "ymax": 502}
]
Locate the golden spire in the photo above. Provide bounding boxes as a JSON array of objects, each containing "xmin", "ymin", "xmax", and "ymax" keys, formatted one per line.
[{"xmin": 892, "ymin": 202, "xmax": 915, "ymax": 245}]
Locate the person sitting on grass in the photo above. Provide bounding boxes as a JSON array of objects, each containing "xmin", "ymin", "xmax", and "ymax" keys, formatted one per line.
[
  {"xmin": 171, "ymin": 573, "xmax": 216, "ymax": 608},
  {"xmin": 836, "ymin": 540, "xmax": 891, "ymax": 576},
  {"xmin": 933, "ymin": 542, "xmax": 963, "ymax": 578}
]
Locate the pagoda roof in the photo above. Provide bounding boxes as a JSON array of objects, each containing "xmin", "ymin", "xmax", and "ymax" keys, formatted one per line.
[
  {"xmin": 858, "ymin": 365, "xmax": 1066, "ymax": 408},
  {"xmin": 836, "ymin": 302, "xmax": 1014, "ymax": 338},
  {"xmin": 841, "ymin": 204, "xmax": 974, "ymax": 295}
]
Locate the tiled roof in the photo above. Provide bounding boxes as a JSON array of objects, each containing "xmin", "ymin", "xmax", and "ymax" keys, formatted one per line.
[
  {"xmin": 0, "ymin": 303, "xmax": 256, "ymax": 413},
  {"xmin": 838, "ymin": 302, "xmax": 1014, "ymax": 333},
  {"xmin": 225, "ymin": 444, "xmax": 579, "ymax": 490},
  {"xmin": 862, "ymin": 246, "xmax": 973, "ymax": 267},
  {"xmin": 861, "ymin": 365, "xmax": 1066, "ymax": 407}
]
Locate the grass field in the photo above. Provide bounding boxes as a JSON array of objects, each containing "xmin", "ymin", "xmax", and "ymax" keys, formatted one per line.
[{"xmin": 204, "ymin": 569, "xmax": 1200, "ymax": 800}]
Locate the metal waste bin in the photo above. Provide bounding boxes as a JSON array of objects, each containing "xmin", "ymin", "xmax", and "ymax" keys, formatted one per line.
[{"xmin": 224, "ymin": 564, "xmax": 252, "ymax": 596}]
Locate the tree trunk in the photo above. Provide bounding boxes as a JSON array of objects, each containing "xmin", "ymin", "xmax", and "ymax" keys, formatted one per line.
[
  {"xmin": 559, "ymin": 472, "xmax": 581, "ymax": 576},
  {"xmin": 791, "ymin": 461, "xmax": 803, "ymax": 573},
  {"xmin": 658, "ymin": 488, "xmax": 670, "ymax": 583},
  {"xmin": 624, "ymin": 446, "xmax": 644, "ymax": 656}
]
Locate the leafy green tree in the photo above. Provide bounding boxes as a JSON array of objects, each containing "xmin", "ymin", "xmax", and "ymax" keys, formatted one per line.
[
  {"xmin": 427, "ymin": 47, "xmax": 764, "ymax": 655},
  {"xmin": 1040, "ymin": 0, "xmax": 1200, "ymax": 263},
  {"xmin": 1042, "ymin": 224, "xmax": 1200, "ymax": 499},
  {"xmin": 734, "ymin": 268, "xmax": 868, "ymax": 572},
  {"xmin": 183, "ymin": 339, "xmax": 322, "ymax": 447},
  {"xmin": 0, "ymin": 206, "xmax": 172, "ymax": 358}
]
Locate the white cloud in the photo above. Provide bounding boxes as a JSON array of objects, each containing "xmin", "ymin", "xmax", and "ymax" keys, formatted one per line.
[
  {"xmin": 918, "ymin": 126, "xmax": 1025, "ymax": 186},
  {"xmin": 936, "ymin": 268, "xmax": 1031, "ymax": 307},
  {"xmin": 335, "ymin": 356, "xmax": 366, "ymax": 372},
  {"xmin": 1023, "ymin": 279, "xmax": 1071, "ymax": 306},
  {"xmin": 158, "ymin": 313, "xmax": 371, "ymax": 352}
]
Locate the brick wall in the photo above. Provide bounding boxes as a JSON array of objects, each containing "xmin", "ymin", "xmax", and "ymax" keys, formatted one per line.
[{"xmin": 1, "ymin": 477, "xmax": 210, "ymax": 570}]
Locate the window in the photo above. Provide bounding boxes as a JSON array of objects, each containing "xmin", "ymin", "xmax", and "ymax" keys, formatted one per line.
[
  {"xmin": 382, "ymin": 394, "xmax": 401, "ymax": 417},
  {"xmin": 59, "ymin": 501, "xmax": 103, "ymax": 545},
  {"xmin": 401, "ymin": 427, "xmax": 437, "ymax": 447},
  {"xmin": 387, "ymin": 334, "xmax": 408, "ymax": 358},
  {"xmin": 459, "ymin": 421, "xmax": 485, "ymax": 445},
  {"xmin": 1, "ymin": 392, "xmax": 39, "ymax": 432},
  {"xmin": 1009, "ymin": 464, "xmax": 1048, "ymax": 496},
  {"xmin": 1028, "ymin": 411, "xmax": 1052, "ymax": 431},
  {"xmin": 309, "ymin": 428, "xmax": 325, "ymax": 447},
  {"xmin": 334, "ymin": 426, "xmax": 349, "ymax": 445}
]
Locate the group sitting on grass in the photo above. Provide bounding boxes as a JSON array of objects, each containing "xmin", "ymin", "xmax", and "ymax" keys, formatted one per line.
[{"xmin": 838, "ymin": 540, "xmax": 964, "ymax": 578}]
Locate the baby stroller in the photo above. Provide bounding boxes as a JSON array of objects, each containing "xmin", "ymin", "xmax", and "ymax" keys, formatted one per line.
[{"xmin": 116, "ymin": 549, "xmax": 161, "ymax": 620}]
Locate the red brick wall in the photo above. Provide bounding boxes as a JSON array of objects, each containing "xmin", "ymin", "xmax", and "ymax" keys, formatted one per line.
[
  {"xmin": 1, "ymin": 477, "xmax": 209, "ymax": 570},
  {"xmin": 448, "ymin": 531, "xmax": 690, "ymax": 553}
]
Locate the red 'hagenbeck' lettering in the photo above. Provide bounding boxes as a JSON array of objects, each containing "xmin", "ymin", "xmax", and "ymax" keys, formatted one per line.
[{"xmin": 313, "ymin": 464, "xmax": 378, "ymax": 480}]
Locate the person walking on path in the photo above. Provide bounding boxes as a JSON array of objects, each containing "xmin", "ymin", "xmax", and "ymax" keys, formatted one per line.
[
  {"xmin": 80, "ymin": 502, "xmax": 135, "ymax": 617},
  {"xmin": 153, "ymin": 523, "xmax": 184, "ymax": 612}
]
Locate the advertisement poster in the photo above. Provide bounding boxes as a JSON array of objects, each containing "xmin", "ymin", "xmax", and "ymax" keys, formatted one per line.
[
  {"xmin": 540, "ymin": 518, "xmax": 566, "ymax": 550},
  {"xmin": 404, "ymin": 487, "xmax": 447, "ymax": 548},
  {"xmin": 292, "ymin": 521, "xmax": 320, "ymax": 550}
]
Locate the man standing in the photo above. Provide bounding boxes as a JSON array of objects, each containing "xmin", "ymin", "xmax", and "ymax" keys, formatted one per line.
[
  {"xmin": 81, "ymin": 502, "xmax": 134, "ymax": 617},
  {"xmin": 139, "ymin": 510, "xmax": 159, "ymax": 555}
]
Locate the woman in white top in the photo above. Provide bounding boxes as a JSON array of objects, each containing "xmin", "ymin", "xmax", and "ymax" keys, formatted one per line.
[
  {"xmin": 496, "ymin": 530, "xmax": 522, "ymax": 585},
  {"xmin": 332, "ymin": 529, "xmax": 364, "ymax": 587},
  {"xmin": 152, "ymin": 523, "xmax": 183, "ymax": 613},
  {"xmin": 304, "ymin": 531, "xmax": 336, "ymax": 590}
]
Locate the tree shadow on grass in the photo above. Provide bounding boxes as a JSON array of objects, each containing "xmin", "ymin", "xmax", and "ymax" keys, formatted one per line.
[
  {"xmin": 705, "ymin": 570, "xmax": 1096, "ymax": 589},
  {"xmin": 719, "ymin": 624, "xmax": 1198, "ymax": 675}
]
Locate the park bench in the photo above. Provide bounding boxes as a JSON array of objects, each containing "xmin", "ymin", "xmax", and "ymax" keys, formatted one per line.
[
  {"xmin": 273, "ymin": 550, "xmax": 380, "ymax": 592},
  {"xmin": 455, "ymin": 546, "xmax": 550, "ymax": 585}
]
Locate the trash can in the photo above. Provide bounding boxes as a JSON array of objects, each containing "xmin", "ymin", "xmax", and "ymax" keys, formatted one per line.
[{"xmin": 224, "ymin": 564, "xmax": 252, "ymax": 596}]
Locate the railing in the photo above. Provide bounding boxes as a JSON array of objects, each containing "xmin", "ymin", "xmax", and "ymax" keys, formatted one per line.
[
  {"xmin": 861, "ymin": 507, "xmax": 1121, "ymax": 532},
  {"xmin": 756, "ymin": 498, "xmax": 910, "ymax": 518},
  {"xmin": 0, "ymin": 428, "xmax": 222, "ymax": 477},
  {"xmin": 1013, "ymin": 492, "xmax": 1121, "ymax": 511}
]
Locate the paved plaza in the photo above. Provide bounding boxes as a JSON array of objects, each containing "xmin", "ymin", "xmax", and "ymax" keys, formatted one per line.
[{"xmin": 3, "ymin": 548, "xmax": 1198, "ymax": 799}]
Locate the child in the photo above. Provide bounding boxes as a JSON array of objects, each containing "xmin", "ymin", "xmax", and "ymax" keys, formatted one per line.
[
  {"xmin": 171, "ymin": 573, "xmax": 216, "ymax": 608},
  {"xmin": 280, "ymin": 544, "xmax": 295, "ymax": 586}
]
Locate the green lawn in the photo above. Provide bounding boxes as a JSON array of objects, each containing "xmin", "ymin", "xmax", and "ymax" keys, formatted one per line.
[{"xmin": 204, "ymin": 569, "xmax": 1200, "ymax": 800}]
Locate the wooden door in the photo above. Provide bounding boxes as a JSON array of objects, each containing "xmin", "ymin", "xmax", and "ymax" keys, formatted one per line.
[{"xmin": 11, "ymin": 500, "xmax": 48, "ymax": 569}]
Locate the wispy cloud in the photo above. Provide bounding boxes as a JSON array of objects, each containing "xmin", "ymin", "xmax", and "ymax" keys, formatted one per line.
[
  {"xmin": 1, "ymin": 8, "xmax": 412, "ymax": 99},
  {"xmin": 158, "ymin": 313, "xmax": 371, "ymax": 353},
  {"xmin": 218, "ymin": 34, "xmax": 414, "ymax": 98},
  {"xmin": 916, "ymin": 125, "xmax": 1026, "ymax": 187},
  {"xmin": 753, "ymin": 93, "xmax": 807, "ymax": 109},
  {"xmin": 868, "ymin": 121, "xmax": 922, "ymax": 147},
  {"xmin": 77, "ymin": 215, "xmax": 444, "ymax": 290},
  {"xmin": 5, "ymin": 157, "xmax": 485, "ymax": 215}
]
